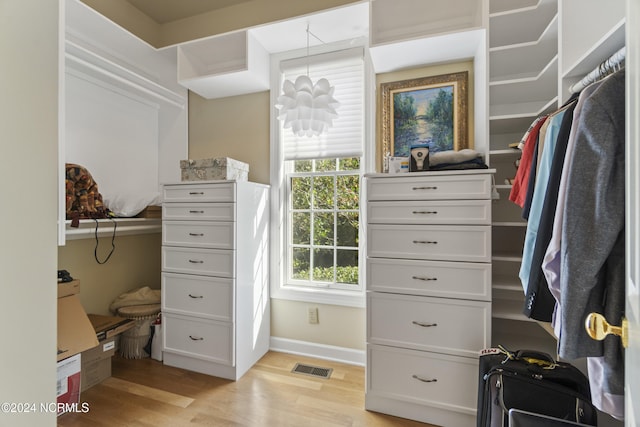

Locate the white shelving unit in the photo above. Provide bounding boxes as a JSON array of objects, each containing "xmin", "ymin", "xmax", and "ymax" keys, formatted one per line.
[{"xmin": 487, "ymin": 0, "xmax": 559, "ymax": 351}]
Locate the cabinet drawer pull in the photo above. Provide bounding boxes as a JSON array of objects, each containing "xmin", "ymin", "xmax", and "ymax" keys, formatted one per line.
[
  {"xmin": 413, "ymin": 240, "xmax": 438, "ymax": 244},
  {"xmin": 412, "ymin": 186, "xmax": 438, "ymax": 190},
  {"xmin": 189, "ymin": 191, "xmax": 205, "ymax": 195},
  {"xmin": 188, "ymin": 259, "xmax": 204, "ymax": 264},
  {"xmin": 412, "ymin": 276, "xmax": 437, "ymax": 281},
  {"xmin": 188, "ymin": 294, "xmax": 204, "ymax": 299},
  {"xmin": 189, "ymin": 210, "xmax": 205, "ymax": 214},
  {"xmin": 189, "ymin": 335, "xmax": 204, "ymax": 341},
  {"xmin": 188, "ymin": 233, "xmax": 204, "ymax": 237},
  {"xmin": 412, "ymin": 210, "xmax": 438, "ymax": 215},
  {"xmin": 412, "ymin": 321, "xmax": 438, "ymax": 328},
  {"xmin": 412, "ymin": 374, "xmax": 437, "ymax": 383}
]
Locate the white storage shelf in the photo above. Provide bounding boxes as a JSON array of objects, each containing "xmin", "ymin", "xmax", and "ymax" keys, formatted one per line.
[
  {"xmin": 177, "ymin": 31, "xmax": 269, "ymax": 99},
  {"xmin": 369, "ymin": 0, "xmax": 484, "ymax": 47},
  {"xmin": 489, "ymin": 0, "xmax": 557, "ymax": 48},
  {"xmin": 65, "ymin": 218, "xmax": 161, "ymax": 240}
]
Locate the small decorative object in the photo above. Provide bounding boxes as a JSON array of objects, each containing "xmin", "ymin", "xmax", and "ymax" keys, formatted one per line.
[
  {"xmin": 180, "ymin": 157, "xmax": 249, "ymax": 181},
  {"xmin": 275, "ymin": 25, "xmax": 339, "ymax": 137},
  {"xmin": 409, "ymin": 142, "xmax": 430, "ymax": 172},
  {"xmin": 388, "ymin": 156, "xmax": 409, "ymax": 174},
  {"xmin": 381, "ymin": 71, "xmax": 469, "ymax": 158}
]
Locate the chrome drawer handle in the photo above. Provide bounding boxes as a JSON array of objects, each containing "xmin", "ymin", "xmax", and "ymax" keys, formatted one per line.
[
  {"xmin": 189, "ymin": 210, "xmax": 205, "ymax": 214},
  {"xmin": 188, "ymin": 259, "xmax": 204, "ymax": 264},
  {"xmin": 188, "ymin": 294, "xmax": 203, "ymax": 299},
  {"xmin": 412, "ymin": 375, "xmax": 437, "ymax": 383},
  {"xmin": 413, "ymin": 240, "xmax": 438, "ymax": 244},
  {"xmin": 412, "ymin": 210, "xmax": 438, "ymax": 215},
  {"xmin": 189, "ymin": 191, "xmax": 204, "ymax": 195},
  {"xmin": 412, "ymin": 321, "xmax": 438, "ymax": 328},
  {"xmin": 412, "ymin": 276, "xmax": 437, "ymax": 281},
  {"xmin": 189, "ymin": 233, "xmax": 204, "ymax": 237},
  {"xmin": 412, "ymin": 186, "xmax": 438, "ymax": 190},
  {"xmin": 189, "ymin": 335, "xmax": 204, "ymax": 341}
]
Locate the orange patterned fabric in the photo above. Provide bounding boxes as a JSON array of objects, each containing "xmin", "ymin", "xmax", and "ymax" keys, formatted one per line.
[{"xmin": 65, "ymin": 163, "xmax": 109, "ymax": 226}]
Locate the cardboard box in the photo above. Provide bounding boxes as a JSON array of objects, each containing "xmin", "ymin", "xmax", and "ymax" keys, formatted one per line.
[
  {"xmin": 58, "ymin": 279, "xmax": 80, "ymax": 298},
  {"xmin": 57, "ymin": 295, "xmax": 99, "ymax": 362},
  {"xmin": 81, "ymin": 338, "xmax": 116, "ymax": 392},
  {"xmin": 57, "ymin": 353, "xmax": 81, "ymax": 416},
  {"xmin": 180, "ymin": 157, "xmax": 249, "ymax": 182},
  {"xmin": 88, "ymin": 313, "xmax": 135, "ymax": 341}
]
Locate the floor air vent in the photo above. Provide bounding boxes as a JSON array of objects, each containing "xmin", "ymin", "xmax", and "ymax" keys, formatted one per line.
[{"xmin": 291, "ymin": 363, "xmax": 333, "ymax": 379}]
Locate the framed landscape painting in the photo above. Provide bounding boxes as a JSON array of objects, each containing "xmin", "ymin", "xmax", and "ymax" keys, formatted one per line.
[{"xmin": 381, "ymin": 71, "xmax": 469, "ymax": 158}]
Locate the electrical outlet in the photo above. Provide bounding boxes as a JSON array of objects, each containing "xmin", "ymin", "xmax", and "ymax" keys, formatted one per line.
[{"xmin": 308, "ymin": 307, "xmax": 319, "ymax": 324}]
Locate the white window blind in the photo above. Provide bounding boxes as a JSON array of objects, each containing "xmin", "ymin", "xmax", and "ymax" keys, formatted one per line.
[{"xmin": 280, "ymin": 48, "xmax": 364, "ymax": 161}]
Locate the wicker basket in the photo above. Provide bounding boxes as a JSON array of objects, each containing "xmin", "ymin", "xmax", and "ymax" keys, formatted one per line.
[{"xmin": 116, "ymin": 304, "xmax": 161, "ymax": 359}]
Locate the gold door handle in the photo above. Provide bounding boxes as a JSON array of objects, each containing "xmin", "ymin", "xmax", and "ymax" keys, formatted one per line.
[{"xmin": 584, "ymin": 312, "xmax": 628, "ymax": 348}]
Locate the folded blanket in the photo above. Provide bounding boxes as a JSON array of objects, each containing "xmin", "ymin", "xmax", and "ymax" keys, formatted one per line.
[
  {"xmin": 109, "ymin": 286, "xmax": 161, "ymax": 314},
  {"xmin": 429, "ymin": 149, "xmax": 481, "ymax": 166}
]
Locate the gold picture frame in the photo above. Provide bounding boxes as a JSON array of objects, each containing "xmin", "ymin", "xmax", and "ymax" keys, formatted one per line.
[{"xmin": 381, "ymin": 71, "xmax": 469, "ymax": 158}]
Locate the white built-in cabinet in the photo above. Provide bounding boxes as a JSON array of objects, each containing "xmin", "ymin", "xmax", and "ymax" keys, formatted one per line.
[
  {"xmin": 161, "ymin": 181, "xmax": 270, "ymax": 381},
  {"xmin": 60, "ymin": 0, "xmax": 188, "ymax": 244},
  {"xmin": 365, "ymin": 171, "xmax": 493, "ymax": 427}
]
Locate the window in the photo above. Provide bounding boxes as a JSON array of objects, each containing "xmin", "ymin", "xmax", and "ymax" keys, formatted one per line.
[
  {"xmin": 287, "ymin": 157, "xmax": 361, "ymax": 289},
  {"xmin": 271, "ymin": 46, "xmax": 369, "ymax": 306}
]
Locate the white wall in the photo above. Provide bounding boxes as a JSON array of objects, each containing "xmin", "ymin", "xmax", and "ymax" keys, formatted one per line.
[{"xmin": 0, "ymin": 0, "xmax": 60, "ymax": 425}]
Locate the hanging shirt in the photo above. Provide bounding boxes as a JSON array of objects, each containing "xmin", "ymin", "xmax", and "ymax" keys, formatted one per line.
[
  {"xmin": 509, "ymin": 116, "xmax": 548, "ymax": 208},
  {"xmin": 518, "ymin": 108, "xmax": 567, "ymax": 294}
]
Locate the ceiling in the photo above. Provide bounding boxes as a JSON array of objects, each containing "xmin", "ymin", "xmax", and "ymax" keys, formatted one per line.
[{"xmin": 125, "ymin": 0, "xmax": 252, "ymax": 24}]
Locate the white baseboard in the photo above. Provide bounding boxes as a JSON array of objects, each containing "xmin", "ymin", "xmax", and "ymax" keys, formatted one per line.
[{"xmin": 269, "ymin": 336, "xmax": 365, "ymax": 366}]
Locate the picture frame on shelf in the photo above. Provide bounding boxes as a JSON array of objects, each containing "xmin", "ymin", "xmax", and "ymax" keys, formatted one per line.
[{"xmin": 381, "ymin": 71, "xmax": 469, "ymax": 158}]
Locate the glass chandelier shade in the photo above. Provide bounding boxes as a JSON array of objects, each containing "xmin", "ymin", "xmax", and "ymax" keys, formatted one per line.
[{"xmin": 276, "ymin": 74, "xmax": 339, "ymax": 137}]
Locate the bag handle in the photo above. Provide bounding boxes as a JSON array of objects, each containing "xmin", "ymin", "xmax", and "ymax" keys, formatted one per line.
[{"xmin": 499, "ymin": 346, "xmax": 558, "ymax": 368}]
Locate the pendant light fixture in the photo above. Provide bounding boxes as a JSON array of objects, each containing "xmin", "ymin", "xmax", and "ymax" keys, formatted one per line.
[{"xmin": 276, "ymin": 25, "xmax": 339, "ymax": 137}]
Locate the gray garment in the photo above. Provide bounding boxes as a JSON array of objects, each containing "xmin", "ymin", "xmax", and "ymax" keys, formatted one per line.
[{"xmin": 559, "ymin": 69, "xmax": 625, "ymax": 408}]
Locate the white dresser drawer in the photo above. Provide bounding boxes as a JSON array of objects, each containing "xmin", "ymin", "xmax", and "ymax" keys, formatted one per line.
[
  {"xmin": 367, "ymin": 224, "xmax": 491, "ymax": 262},
  {"xmin": 163, "ymin": 313, "xmax": 233, "ymax": 365},
  {"xmin": 163, "ymin": 203, "xmax": 235, "ymax": 221},
  {"xmin": 368, "ymin": 293, "xmax": 490, "ymax": 357},
  {"xmin": 162, "ymin": 273, "xmax": 233, "ymax": 321},
  {"xmin": 368, "ymin": 200, "xmax": 491, "ymax": 225},
  {"xmin": 162, "ymin": 247, "xmax": 234, "ymax": 277},
  {"xmin": 163, "ymin": 221, "xmax": 235, "ymax": 249},
  {"xmin": 367, "ymin": 344, "xmax": 478, "ymax": 415},
  {"xmin": 367, "ymin": 258, "xmax": 491, "ymax": 300},
  {"xmin": 367, "ymin": 174, "xmax": 491, "ymax": 201},
  {"xmin": 163, "ymin": 183, "xmax": 235, "ymax": 203}
]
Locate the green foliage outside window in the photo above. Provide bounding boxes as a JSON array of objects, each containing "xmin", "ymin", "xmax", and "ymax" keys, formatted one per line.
[{"xmin": 289, "ymin": 158, "xmax": 360, "ymax": 286}]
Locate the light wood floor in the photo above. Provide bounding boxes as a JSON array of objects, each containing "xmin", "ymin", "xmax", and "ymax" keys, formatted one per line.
[{"xmin": 57, "ymin": 351, "xmax": 437, "ymax": 427}]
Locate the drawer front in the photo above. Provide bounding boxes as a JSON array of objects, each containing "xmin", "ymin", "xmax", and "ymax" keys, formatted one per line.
[
  {"xmin": 367, "ymin": 174, "xmax": 491, "ymax": 201},
  {"xmin": 162, "ymin": 247, "xmax": 234, "ymax": 277},
  {"xmin": 367, "ymin": 258, "xmax": 491, "ymax": 301},
  {"xmin": 367, "ymin": 344, "xmax": 478, "ymax": 414},
  {"xmin": 367, "ymin": 293, "xmax": 490, "ymax": 357},
  {"xmin": 163, "ymin": 183, "xmax": 235, "ymax": 203},
  {"xmin": 162, "ymin": 273, "xmax": 233, "ymax": 321},
  {"xmin": 163, "ymin": 314, "xmax": 233, "ymax": 365},
  {"xmin": 163, "ymin": 203, "xmax": 235, "ymax": 221},
  {"xmin": 367, "ymin": 200, "xmax": 491, "ymax": 225},
  {"xmin": 367, "ymin": 224, "xmax": 491, "ymax": 262},
  {"xmin": 163, "ymin": 221, "xmax": 235, "ymax": 249}
]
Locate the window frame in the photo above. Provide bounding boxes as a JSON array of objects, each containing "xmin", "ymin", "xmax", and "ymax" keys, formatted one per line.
[{"xmin": 269, "ymin": 40, "xmax": 374, "ymax": 308}]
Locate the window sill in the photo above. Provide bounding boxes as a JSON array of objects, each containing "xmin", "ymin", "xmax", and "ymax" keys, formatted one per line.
[
  {"xmin": 271, "ymin": 285, "xmax": 365, "ymax": 308},
  {"xmin": 64, "ymin": 218, "xmax": 161, "ymax": 241}
]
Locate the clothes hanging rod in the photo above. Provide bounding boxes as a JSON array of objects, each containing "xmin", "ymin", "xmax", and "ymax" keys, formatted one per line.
[{"xmin": 570, "ymin": 46, "xmax": 626, "ymax": 94}]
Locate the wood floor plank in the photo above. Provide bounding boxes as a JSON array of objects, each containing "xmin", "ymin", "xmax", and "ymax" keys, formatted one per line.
[{"xmin": 58, "ymin": 351, "xmax": 438, "ymax": 427}]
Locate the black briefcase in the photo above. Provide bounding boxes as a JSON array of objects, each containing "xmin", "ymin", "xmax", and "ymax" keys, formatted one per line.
[{"xmin": 476, "ymin": 347, "xmax": 597, "ymax": 427}]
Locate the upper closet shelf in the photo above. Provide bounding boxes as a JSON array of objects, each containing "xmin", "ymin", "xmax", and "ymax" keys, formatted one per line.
[
  {"xmin": 489, "ymin": 0, "xmax": 557, "ymax": 48},
  {"xmin": 561, "ymin": 19, "xmax": 625, "ymax": 81},
  {"xmin": 177, "ymin": 30, "xmax": 270, "ymax": 100},
  {"xmin": 490, "ymin": 15, "xmax": 557, "ymax": 82}
]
